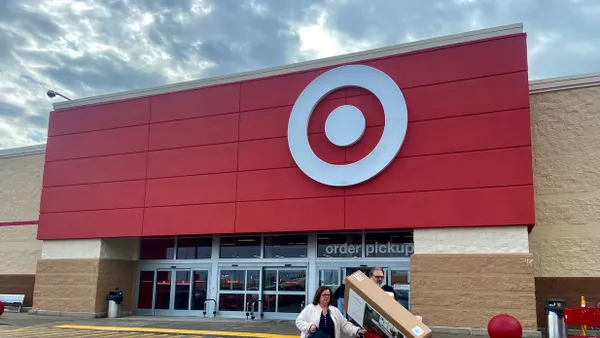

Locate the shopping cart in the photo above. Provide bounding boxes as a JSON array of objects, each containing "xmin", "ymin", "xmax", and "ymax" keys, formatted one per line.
[{"xmin": 564, "ymin": 305, "xmax": 600, "ymax": 338}]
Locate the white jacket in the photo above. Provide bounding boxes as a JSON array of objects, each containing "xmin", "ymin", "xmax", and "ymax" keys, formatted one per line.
[{"xmin": 295, "ymin": 303, "xmax": 361, "ymax": 338}]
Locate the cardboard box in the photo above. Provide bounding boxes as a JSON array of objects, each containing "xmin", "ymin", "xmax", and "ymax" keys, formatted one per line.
[{"xmin": 344, "ymin": 270, "xmax": 432, "ymax": 338}]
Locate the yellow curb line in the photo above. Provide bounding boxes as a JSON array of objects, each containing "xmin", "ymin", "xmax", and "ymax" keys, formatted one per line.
[{"xmin": 54, "ymin": 324, "xmax": 298, "ymax": 338}]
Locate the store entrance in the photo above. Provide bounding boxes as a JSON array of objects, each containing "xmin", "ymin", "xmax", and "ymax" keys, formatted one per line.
[
  {"xmin": 217, "ymin": 266, "xmax": 307, "ymax": 319},
  {"xmin": 136, "ymin": 266, "xmax": 210, "ymax": 316}
]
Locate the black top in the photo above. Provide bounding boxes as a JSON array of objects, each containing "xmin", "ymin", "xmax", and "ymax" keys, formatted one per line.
[
  {"xmin": 319, "ymin": 309, "xmax": 335, "ymax": 338},
  {"xmin": 381, "ymin": 284, "xmax": 394, "ymax": 293}
]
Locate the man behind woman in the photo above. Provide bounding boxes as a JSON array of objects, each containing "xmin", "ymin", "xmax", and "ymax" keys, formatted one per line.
[{"xmin": 296, "ymin": 286, "xmax": 366, "ymax": 338}]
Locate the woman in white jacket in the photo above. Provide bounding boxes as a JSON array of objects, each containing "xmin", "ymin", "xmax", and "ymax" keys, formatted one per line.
[{"xmin": 296, "ymin": 286, "xmax": 366, "ymax": 338}]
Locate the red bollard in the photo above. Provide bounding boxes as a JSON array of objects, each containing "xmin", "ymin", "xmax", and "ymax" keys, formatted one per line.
[
  {"xmin": 0, "ymin": 300, "xmax": 4, "ymax": 317},
  {"xmin": 488, "ymin": 314, "xmax": 523, "ymax": 338}
]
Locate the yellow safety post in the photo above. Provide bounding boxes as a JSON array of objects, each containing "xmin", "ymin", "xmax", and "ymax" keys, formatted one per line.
[{"xmin": 581, "ymin": 295, "xmax": 587, "ymax": 336}]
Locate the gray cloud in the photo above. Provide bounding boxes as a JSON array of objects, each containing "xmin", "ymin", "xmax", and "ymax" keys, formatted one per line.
[{"xmin": 0, "ymin": 0, "xmax": 598, "ymax": 149}]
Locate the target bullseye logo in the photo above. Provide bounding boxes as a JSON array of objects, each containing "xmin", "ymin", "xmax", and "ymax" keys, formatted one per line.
[{"xmin": 287, "ymin": 65, "xmax": 408, "ymax": 187}]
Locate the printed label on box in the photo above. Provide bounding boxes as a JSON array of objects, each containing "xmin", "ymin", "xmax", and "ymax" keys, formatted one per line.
[
  {"xmin": 347, "ymin": 289, "xmax": 405, "ymax": 338},
  {"xmin": 411, "ymin": 326, "xmax": 425, "ymax": 336},
  {"xmin": 353, "ymin": 273, "xmax": 364, "ymax": 281},
  {"xmin": 347, "ymin": 289, "xmax": 366, "ymax": 327}
]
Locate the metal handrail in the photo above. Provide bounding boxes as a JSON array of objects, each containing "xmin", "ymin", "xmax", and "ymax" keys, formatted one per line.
[
  {"xmin": 203, "ymin": 299, "xmax": 217, "ymax": 317},
  {"xmin": 250, "ymin": 301, "xmax": 257, "ymax": 320}
]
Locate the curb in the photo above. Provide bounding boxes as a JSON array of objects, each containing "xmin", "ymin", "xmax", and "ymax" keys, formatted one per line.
[{"xmin": 55, "ymin": 324, "xmax": 299, "ymax": 338}]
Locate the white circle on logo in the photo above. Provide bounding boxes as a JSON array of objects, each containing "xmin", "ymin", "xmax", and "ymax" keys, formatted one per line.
[
  {"xmin": 324, "ymin": 105, "xmax": 366, "ymax": 147},
  {"xmin": 287, "ymin": 64, "xmax": 408, "ymax": 187}
]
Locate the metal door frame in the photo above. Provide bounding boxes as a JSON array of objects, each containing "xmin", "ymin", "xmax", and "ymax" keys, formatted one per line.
[{"xmin": 133, "ymin": 263, "xmax": 212, "ymax": 316}]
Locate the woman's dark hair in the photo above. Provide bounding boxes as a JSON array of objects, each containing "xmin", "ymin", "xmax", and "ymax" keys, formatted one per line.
[{"xmin": 312, "ymin": 286, "xmax": 332, "ymax": 306}]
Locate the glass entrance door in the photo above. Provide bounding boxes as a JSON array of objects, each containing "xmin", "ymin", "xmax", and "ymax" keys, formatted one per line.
[
  {"xmin": 263, "ymin": 268, "xmax": 307, "ymax": 317},
  {"xmin": 217, "ymin": 266, "xmax": 308, "ymax": 319},
  {"xmin": 217, "ymin": 268, "xmax": 261, "ymax": 317},
  {"xmin": 148, "ymin": 268, "xmax": 209, "ymax": 316}
]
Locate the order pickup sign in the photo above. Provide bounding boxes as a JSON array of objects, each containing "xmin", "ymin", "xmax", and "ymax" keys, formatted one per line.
[{"xmin": 344, "ymin": 270, "xmax": 432, "ymax": 338}]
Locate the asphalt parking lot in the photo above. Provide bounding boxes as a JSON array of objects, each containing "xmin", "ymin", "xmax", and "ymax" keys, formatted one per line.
[
  {"xmin": 0, "ymin": 312, "xmax": 299, "ymax": 338},
  {"xmin": 0, "ymin": 324, "xmax": 297, "ymax": 338}
]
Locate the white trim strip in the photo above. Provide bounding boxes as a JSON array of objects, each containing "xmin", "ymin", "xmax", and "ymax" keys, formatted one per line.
[
  {"xmin": 52, "ymin": 23, "xmax": 523, "ymax": 110},
  {"xmin": 0, "ymin": 144, "xmax": 46, "ymax": 159},
  {"xmin": 529, "ymin": 72, "xmax": 600, "ymax": 94}
]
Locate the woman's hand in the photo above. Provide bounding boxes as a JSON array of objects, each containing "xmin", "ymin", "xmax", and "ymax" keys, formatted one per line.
[
  {"xmin": 357, "ymin": 328, "xmax": 366, "ymax": 336},
  {"xmin": 310, "ymin": 324, "xmax": 317, "ymax": 333}
]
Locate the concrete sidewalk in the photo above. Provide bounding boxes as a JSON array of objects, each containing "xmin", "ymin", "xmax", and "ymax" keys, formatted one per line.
[
  {"xmin": 0, "ymin": 312, "xmax": 549, "ymax": 338},
  {"xmin": 0, "ymin": 312, "xmax": 299, "ymax": 336}
]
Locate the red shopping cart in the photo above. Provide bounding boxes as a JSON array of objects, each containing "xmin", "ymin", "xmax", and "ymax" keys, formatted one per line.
[{"xmin": 564, "ymin": 306, "xmax": 600, "ymax": 338}]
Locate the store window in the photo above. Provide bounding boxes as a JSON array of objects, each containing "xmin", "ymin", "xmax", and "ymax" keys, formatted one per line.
[
  {"xmin": 263, "ymin": 234, "xmax": 308, "ymax": 258},
  {"xmin": 317, "ymin": 232, "xmax": 362, "ymax": 258},
  {"xmin": 176, "ymin": 236, "xmax": 212, "ymax": 260},
  {"xmin": 364, "ymin": 231, "xmax": 413, "ymax": 258},
  {"xmin": 140, "ymin": 237, "xmax": 175, "ymax": 260},
  {"xmin": 220, "ymin": 236, "xmax": 261, "ymax": 259}
]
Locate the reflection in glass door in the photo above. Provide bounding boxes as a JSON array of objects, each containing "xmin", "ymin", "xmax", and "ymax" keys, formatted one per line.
[
  {"xmin": 137, "ymin": 270, "xmax": 155, "ymax": 314},
  {"xmin": 389, "ymin": 269, "xmax": 410, "ymax": 310},
  {"xmin": 141, "ymin": 267, "xmax": 210, "ymax": 316},
  {"xmin": 154, "ymin": 269, "xmax": 172, "ymax": 313},
  {"xmin": 218, "ymin": 269, "xmax": 261, "ymax": 316},
  {"xmin": 263, "ymin": 268, "xmax": 307, "ymax": 316}
]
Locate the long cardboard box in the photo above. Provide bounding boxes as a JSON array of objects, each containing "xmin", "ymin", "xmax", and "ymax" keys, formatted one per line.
[{"xmin": 344, "ymin": 270, "xmax": 432, "ymax": 338}]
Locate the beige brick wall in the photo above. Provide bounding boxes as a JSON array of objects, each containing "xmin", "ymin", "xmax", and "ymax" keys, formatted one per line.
[
  {"xmin": 0, "ymin": 152, "xmax": 44, "ymax": 222},
  {"xmin": 0, "ymin": 225, "xmax": 42, "ymax": 275},
  {"xmin": 529, "ymin": 85, "xmax": 600, "ymax": 277},
  {"xmin": 0, "ymin": 149, "xmax": 44, "ymax": 277},
  {"xmin": 411, "ymin": 253, "xmax": 537, "ymax": 330}
]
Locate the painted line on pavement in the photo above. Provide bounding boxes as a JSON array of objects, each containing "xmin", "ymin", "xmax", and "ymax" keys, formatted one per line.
[{"xmin": 54, "ymin": 324, "xmax": 298, "ymax": 338}]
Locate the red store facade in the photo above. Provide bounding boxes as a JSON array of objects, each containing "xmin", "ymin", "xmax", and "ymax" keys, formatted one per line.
[{"xmin": 31, "ymin": 23, "xmax": 537, "ymax": 330}]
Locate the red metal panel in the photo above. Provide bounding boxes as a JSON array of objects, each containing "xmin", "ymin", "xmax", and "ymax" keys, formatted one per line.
[
  {"xmin": 149, "ymin": 113, "xmax": 239, "ymax": 150},
  {"xmin": 402, "ymin": 72, "xmax": 529, "ymax": 121},
  {"xmin": 45, "ymin": 125, "xmax": 149, "ymax": 161},
  {"xmin": 151, "ymin": 84, "xmax": 240, "ymax": 123},
  {"xmin": 246, "ymin": 134, "xmax": 338, "ymax": 170},
  {"xmin": 399, "ymin": 108, "xmax": 532, "ymax": 156},
  {"xmin": 239, "ymin": 106, "xmax": 291, "ymax": 141},
  {"xmin": 37, "ymin": 209, "xmax": 144, "ymax": 239},
  {"xmin": 42, "ymin": 153, "xmax": 147, "ymax": 187},
  {"xmin": 345, "ymin": 94, "xmax": 385, "ymax": 127},
  {"xmin": 240, "ymin": 70, "xmax": 345, "ymax": 111},
  {"xmin": 48, "ymin": 98, "xmax": 150, "ymax": 136},
  {"xmin": 238, "ymin": 134, "xmax": 345, "ymax": 171},
  {"xmin": 238, "ymin": 93, "xmax": 345, "ymax": 141},
  {"xmin": 145, "ymin": 173, "xmax": 237, "ymax": 207},
  {"xmin": 346, "ymin": 108, "xmax": 532, "ymax": 162},
  {"xmin": 147, "ymin": 143, "xmax": 238, "ymax": 179},
  {"xmin": 143, "ymin": 204, "xmax": 235, "ymax": 236},
  {"xmin": 345, "ymin": 186, "xmax": 535, "ymax": 230},
  {"xmin": 38, "ymin": 33, "xmax": 534, "ymax": 239},
  {"xmin": 237, "ymin": 167, "xmax": 344, "ymax": 201},
  {"xmin": 346, "ymin": 35, "xmax": 527, "ymax": 95},
  {"xmin": 238, "ymin": 138, "xmax": 294, "ymax": 171},
  {"xmin": 40, "ymin": 180, "xmax": 146, "ymax": 213},
  {"xmin": 235, "ymin": 197, "xmax": 345, "ymax": 233},
  {"xmin": 346, "ymin": 147, "xmax": 533, "ymax": 196}
]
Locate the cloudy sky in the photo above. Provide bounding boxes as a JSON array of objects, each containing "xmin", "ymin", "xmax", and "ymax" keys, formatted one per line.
[{"xmin": 0, "ymin": 0, "xmax": 598, "ymax": 149}]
